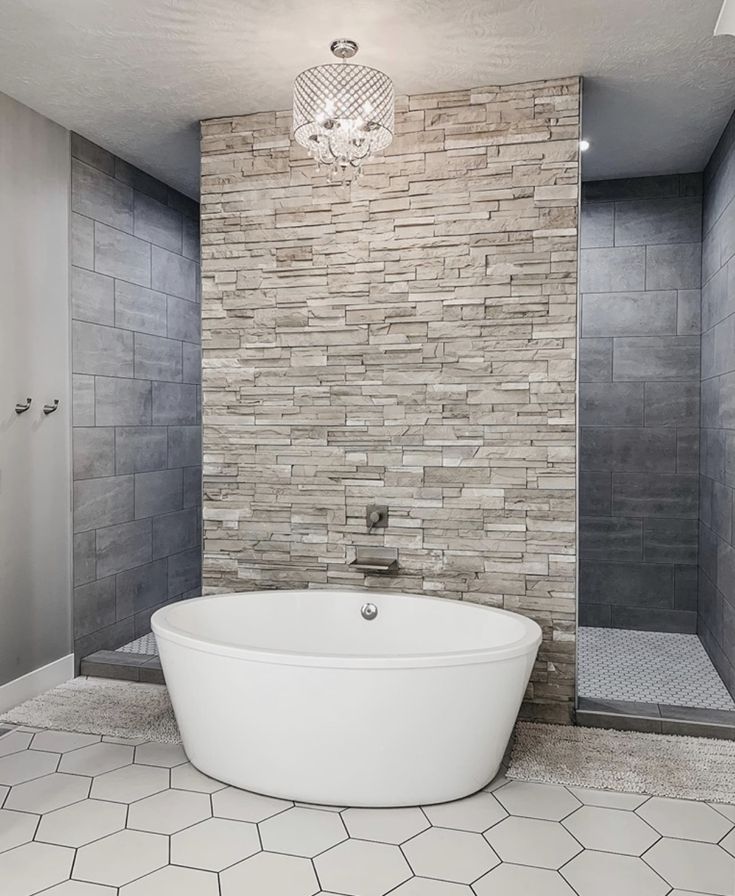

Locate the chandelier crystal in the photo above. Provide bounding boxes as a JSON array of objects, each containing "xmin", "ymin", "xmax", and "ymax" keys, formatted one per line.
[{"xmin": 292, "ymin": 39, "xmax": 394, "ymax": 183}]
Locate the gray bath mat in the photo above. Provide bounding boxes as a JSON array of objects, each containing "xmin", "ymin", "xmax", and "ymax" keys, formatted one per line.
[
  {"xmin": 509, "ymin": 721, "xmax": 735, "ymax": 804},
  {"xmin": 0, "ymin": 677, "xmax": 181, "ymax": 743}
]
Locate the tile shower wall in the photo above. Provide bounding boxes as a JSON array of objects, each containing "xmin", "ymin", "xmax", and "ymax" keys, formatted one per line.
[
  {"xmin": 579, "ymin": 176, "xmax": 702, "ymax": 633},
  {"xmin": 700, "ymin": 110, "xmax": 735, "ymax": 698},
  {"xmin": 200, "ymin": 79, "xmax": 581, "ymax": 723},
  {"xmin": 70, "ymin": 134, "xmax": 202, "ymax": 662}
]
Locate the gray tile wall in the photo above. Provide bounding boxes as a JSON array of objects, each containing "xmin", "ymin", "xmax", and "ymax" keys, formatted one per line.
[
  {"xmin": 70, "ymin": 134, "xmax": 202, "ymax": 662},
  {"xmin": 700, "ymin": 110, "xmax": 735, "ymax": 698},
  {"xmin": 579, "ymin": 175, "xmax": 702, "ymax": 633}
]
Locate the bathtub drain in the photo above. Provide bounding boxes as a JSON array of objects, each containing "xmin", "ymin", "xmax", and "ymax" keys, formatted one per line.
[{"xmin": 361, "ymin": 602, "xmax": 378, "ymax": 621}]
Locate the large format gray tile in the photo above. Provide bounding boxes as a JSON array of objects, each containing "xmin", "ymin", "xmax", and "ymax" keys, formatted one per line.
[
  {"xmin": 644, "ymin": 381, "xmax": 699, "ymax": 427},
  {"xmin": 580, "ymin": 247, "xmax": 645, "ymax": 293},
  {"xmin": 580, "ymin": 202, "xmax": 614, "ymax": 249},
  {"xmin": 72, "ymin": 159, "xmax": 133, "ymax": 233},
  {"xmin": 96, "ymin": 519, "xmax": 152, "ymax": 579},
  {"xmin": 73, "ymin": 375, "xmax": 95, "ymax": 426},
  {"xmin": 152, "ymin": 509, "xmax": 199, "ymax": 560},
  {"xmin": 643, "ymin": 518, "xmax": 698, "ymax": 564},
  {"xmin": 72, "ymin": 267, "xmax": 115, "ymax": 327},
  {"xmin": 182, "ymin": 217, "xmax": 200, "ymax": 260},
  {"xmin": 72, "ymin": 321, "xmax": 134, "ymax": 378},
  {"xmin": 580, "ymin": 561, "xmax": 674, "ymax": 608},
  {"xmin": 95, "ymin": 378, "xmax": 152, "ymax": 427},
  {"xmin": 134, "ymin": 333, "xmax": 182, "ymax": 383},
  {"xmin": 152, "ymin": 246, "xmax": 197, "ymax": 301},
  {"xmin": 74, "ymin": 531, "xmax": 97, "ymax": 586},
  {"xmin": 579, "ymin": 383, "xmax": 644, "ymax": 426},
  {"xmin": 579, "ymin": 338, "xmax": 613, "ymax": 382},
  {"xmin": 152, "ymin": 382, "xmax": 198, "ymax": 425},
  {"xmin": 579, "ymin": 472, "xmax": 612, "ymax": 516},
  {"xmin": 115, "ymin": 427, "xmax": 168, "ymax": 475},
  {"xmin": 73, "ymin": 428, "xmax": 115, "ymax": 480},
  {"xmin": 71, "ymin": 213, "xmax": 94, "ymax": 270},
  {"xmin": 646, "ymin": 242, "xmax": 702, "ymax": 290},
  {"xmin": 95, "ymin": 222, "xmax": 151, "ymax": 288},
  {"xmin": 167, "ymin": 426, "xmax": 201, "ymax": 468},
  {"xmin": 73, "ymin": 476, "xmax": 134, "ymax": 533},
  {"xmin": 168, "ymin": 547, "xmax": 201, "ymax": 597},
  {"xmin": 74, "ymin": 577, "xmax": 117, "ymax": 637},
  {"xmin": 134, "ymin": 469, "xmax": 183, "ymax": 519},
  {"xmin": 134, "ymin": 193, "xmax": 182, "ymax": 253},
  {"xmin": 613, "ymin": 335, "xmax": 700, "ymax": 381},
  {"xmin": 114, "ymin": 282, "xmax": 168, "ymax": 337},
  {"xmin": 167, "ymin": 296, "xmax": 200, "ymax": 343},
  {"xmin": 612, "ymin": 472, "xmax": 699, "ymax": 518},
  {"xmin": 580, "ymin": 427, "xmax": 677, "ymax": 473},
  {"xmin": 581, "ymin": 291, "xmax": 677, "ymax": 337},
  {"xmin": 115, "ymin": 559, "xmax": 168, "ymax": 617},
  {"xmin": 72, "ymin": 132, "xmax": 115, "ymax": 175},
  {"xmin": 614, "ymin": 197, "xmax": 702, "ymax": 246},
  {"xmin": 677, "ymin": 289, "xmax": 701, "ymax": 335},
  {"xmin": 579, "ymin": 517, "xmax": 643, "ymax": 561}
]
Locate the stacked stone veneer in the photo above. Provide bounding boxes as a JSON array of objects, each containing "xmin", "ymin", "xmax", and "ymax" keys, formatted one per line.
[{"xmin": 200, "ymin": 78, "xmax": 581, "ymax": 723}]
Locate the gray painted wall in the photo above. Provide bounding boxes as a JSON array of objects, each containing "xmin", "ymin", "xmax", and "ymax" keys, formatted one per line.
[
  {"xmin": 579, "ymin": 175, "xmax": 702, "ymax": 632},
  {"xmin": 700, "ymin": 111, "xmax": 735, "ymax": 698},
  {"xmin": 0, "ymin": 93, "xmax": 72, "ymax": 686},
  {"xmin": 70, "ymin": 134, "xmax": 202, "ymax": 662}
]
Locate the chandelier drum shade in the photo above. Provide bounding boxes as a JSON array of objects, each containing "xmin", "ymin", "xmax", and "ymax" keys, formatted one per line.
[{"xmin": 292, "ymin": 39, "xmax": 394, "ymax": 182}]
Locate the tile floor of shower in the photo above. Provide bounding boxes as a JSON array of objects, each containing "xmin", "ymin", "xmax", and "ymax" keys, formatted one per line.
[{"xmin": 1, "ymin": 724, "xmax": 734, "ymax": 896}]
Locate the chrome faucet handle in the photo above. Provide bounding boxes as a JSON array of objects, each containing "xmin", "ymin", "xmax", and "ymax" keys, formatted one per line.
[
  {"xmin": 15, "ymin": 398, "xmax": 32, "ymax": 414},
  {"xmin": 43, "ymin": 399, "xmax": 59, "ymax": 415}
]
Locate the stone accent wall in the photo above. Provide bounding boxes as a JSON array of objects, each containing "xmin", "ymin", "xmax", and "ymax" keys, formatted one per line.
[
  {"xmin": 579, "ymin": 175, "xmax": 702, "ymax": 633},
  {"xmin": 200, "ymin": 78, "xmax": 580, "ymax": 723},
  {"xmin": 71, "ymin": 134, "xmax": 202, "ymax": 662},
  {"xmin": 700, "ymin": 110, "xmax": 735, "ymax": 699}
]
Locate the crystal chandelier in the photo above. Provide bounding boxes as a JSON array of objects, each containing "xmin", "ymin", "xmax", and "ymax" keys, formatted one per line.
[{"xmin": 292, "ymin": 39, "xmax": 394, "ymax": 183}]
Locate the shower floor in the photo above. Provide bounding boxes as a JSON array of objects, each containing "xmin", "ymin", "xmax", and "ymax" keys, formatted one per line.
[
  {"xmin": 116, "ymin": 633, "xmax": 158, "ymax": 656},
  {"xmin": 578, "ymin": 627, "xmax": 735, "ymax": 712}
]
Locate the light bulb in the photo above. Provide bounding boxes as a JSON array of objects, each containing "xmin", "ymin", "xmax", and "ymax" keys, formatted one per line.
[{"xmin": 579, "ymin": 139, "xmax": 591, "ymax": 152}]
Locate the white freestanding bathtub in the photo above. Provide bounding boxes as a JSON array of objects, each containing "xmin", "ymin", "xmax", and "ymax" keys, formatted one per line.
[{"xmin": 152, "ymin": 589, "xmax": 541, "ymax": 807}]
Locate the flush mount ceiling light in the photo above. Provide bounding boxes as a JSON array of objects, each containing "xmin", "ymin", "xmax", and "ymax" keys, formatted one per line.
[
  {"xmin": 292, "ymin": 39, "xmax": 395, "ymax": 183},
  {"xmin": 715, "ymin": 0, "xmax": 735, "ymax": 35}
]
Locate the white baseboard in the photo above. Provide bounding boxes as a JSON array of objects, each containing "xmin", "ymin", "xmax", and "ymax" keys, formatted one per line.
[{"xmin": 0, "ymin": 654, "xmax": 74, "ymax": 715}]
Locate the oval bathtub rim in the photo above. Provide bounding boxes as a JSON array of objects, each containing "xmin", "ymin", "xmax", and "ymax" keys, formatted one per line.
[{"xmin": 151, "ymin": 590, "xmax": 543, "ymax": 670}]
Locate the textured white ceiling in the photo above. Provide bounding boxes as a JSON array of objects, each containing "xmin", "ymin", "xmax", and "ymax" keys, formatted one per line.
[{"xmin": 0, "ymin": 0, "xmax": 733, "ymax": 198}]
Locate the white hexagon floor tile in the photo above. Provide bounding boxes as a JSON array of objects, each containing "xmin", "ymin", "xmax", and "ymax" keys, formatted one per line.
[
  {"xmin": 403, "ymin": 827, "xmax": 500, "ymax": 884},
  {"xmin": 212, "ymin": 786, "xmax": 292, "ymax": 822},
  {"xmin": 562, "ymin": 850, "xmax": 671, "ymax": 896},
  {"xmin": 221, "ymin": 851, "xmax": 319, "ymax": 896},
  {"xmin": 495, "ymin": 781, "xmax": 581, "ymax": 821},
  {"xmin": 315, "ymin": 839, "xmax": 412, "ymax": 896},
  {"xmin": 134, "ymin": 742, "xmax": 188, "ymax": 768},
  {"xmin": 562, "ymin": 805, "xmax": 659, "ymax": 855},
  {"xmin": 342, "ymin": 807, "xmax": 429, "ymax": 844},
  {"xmin": 644, "ymin": 838, "xmax": 735, "ymax": 895},
  {"xmin": 126, "ymin": 788, "xmax": 211, "ymax": 834},
  {"xmin": 390, "ymin": 879, "xmax": 473, "ymax": 895},
  {"xmin": 722, "ymin": 827, "xmax": 735, "ymax": 858},
  {"xmin": 43, "ymin": 880, "xmax": 117, "ymax": 896},
  {"xmin": 474, "ymin": 862, "xmax": 579, "ymax": 896},
  {"xmin": 0, "ymin": 748, "xmax": 59, "ymax": 785},
  {"xmin": 637, "ymin": 796, "xmax": 735, "ymax": 842},
  {"xmin": 6, "ymin": 771, "xmax": 90, "ymax": 814},
  {"xmin": 119, "ymin": 864, "xmax": 219, "ymax": 896},
  {"xmin": 36, "ymin": 881, "xmax": 117, "ymax": 895},
  {"xmin": 36, "ymin": 798, "xmax": 127, "ymax": 847},
  {"xmin": 31, "ymin": 731, "xmax": 100, "ymax": 753},
  {"xmin": 170, "ymin": 762, "xmax": 226, "ymax": 793},
  {"xmin": 59, "ymin": 742, "xmax": 133, "ymax": 777},
  {"xmin": 89, "ymin": 763, "xmax": 169, "ymax": 803},
  {"xmin": 72, "ymin": 829, "xmax": 168, "ymax": 887},
  {"xmin": 0, "ymin": 731, "xmax": 33, "ymax": 757},
  {"xmin": 422, "ymin": 791, "xmax": 507, "ymax": 833},
  {"xmin": 170, "ymin": 817, "xmax": 260, "ymax": 871},
  {"xmin": 0, "ymin": 807, "xmax": 38, "ymax": 852},
  {"xmin": 0, "ymin": 840, "xmax": 74, "ymax": 896},
  {"xmin": 567, "ymin": 786, "xmax": 648, "ymax": 811},
  {"xmin": 485, "ymin": 815, "xmax": 582, "ymax": 869},
  {"xmin": 260, "ymin": 806, "xmax": 347, "ymax": 857}
]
